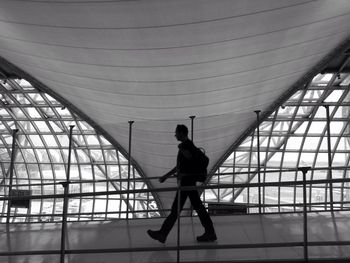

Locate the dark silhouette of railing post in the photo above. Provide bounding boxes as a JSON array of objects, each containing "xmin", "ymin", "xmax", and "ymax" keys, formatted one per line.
[
  {"xmin": 126, "ymin": 121, "xmax": 134, "ymax": 220},
  {"xmin": 176, "ymin": 177, "xmax": 181, "ymax": 263},
  {"xmin": 254, "ymin": 110, "xmax": 262, "ymax": 214},
  {"xmin": 298, "ymin": 166, "xmax": 310, "ymax": 262},
  {"xmin": 189, "ymin": 115, "xmax": 196, "ymax": 218},
  {"xmin": 189, "ymin": 115, "xmax": 195, "ymax": 141},
  {"xmin": 324, "ymin": 105, "xmax": 334, "ymax": 211},
  {"xmin": 60, "ymin": 125, "xmax": 74, "ymax": 263},
  {"xmin": 6, "ymin": 129, "xmax": 19, "ymax": 224}
]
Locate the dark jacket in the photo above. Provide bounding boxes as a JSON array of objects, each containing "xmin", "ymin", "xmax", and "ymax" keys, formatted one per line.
[{"xmin": 176, "ymin": 139, "xmax": 197, "ymax": 185}]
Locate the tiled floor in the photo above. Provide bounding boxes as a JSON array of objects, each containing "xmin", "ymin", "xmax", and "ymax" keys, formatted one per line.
[{"xmin": 0, "ymin": 211, "xmax": 349, "ymax": 262}]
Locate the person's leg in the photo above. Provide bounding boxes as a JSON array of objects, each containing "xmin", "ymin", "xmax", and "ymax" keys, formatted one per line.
[
  {"xmin": 159, "ymin": 189, "xmax": 188, "ymax": 237},
  {"xmin": 188, "ymin": 190, "xmax": 217, "ymax": 241},
  {"xmin": 188, "ymin": 190, "xmax": 215, "ymax": 233},
  {"xmin": 148, "ymin": 189, "xmax": 188, "ymax": 243}
]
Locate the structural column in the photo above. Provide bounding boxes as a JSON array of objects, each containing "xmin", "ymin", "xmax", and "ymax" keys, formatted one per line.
[
  {"xmin": 126, "ymin": 121, "xmax": 134, "ymax": 219},
  {"xmin": 189, "ymin": 115, "xmax": 195, "ymax": 141},
  {"xmin": 299, "ymin": 166, "xmax": 310, "ymax": 262},
  {"xmin": 6, "ymin": 129, "xmax": 19, "ymax": 224},
  {"xmin": 324, "ymin": 105, "xmax": 334, "ymax": 211},
  {"xmin": 254, "ymin": 110, "xmax": 262, "ymax": 214},
  {"xmin": 60, "ymin": 125, "xmax": 74, "ymax": 263},
  {"xmin": 189, "ymin": 115, "xmax": 196, "ymax": 217}
]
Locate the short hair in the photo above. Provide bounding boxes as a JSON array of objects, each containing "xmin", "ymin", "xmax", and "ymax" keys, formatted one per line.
[{"xmin": 176, "ymin": 124, "xmax": 188, "ymax": 136}]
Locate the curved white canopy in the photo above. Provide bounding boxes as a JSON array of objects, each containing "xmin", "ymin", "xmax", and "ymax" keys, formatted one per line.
[{"xmin": 1, "ymin": 0, "xmax": 350, "ymax": 209}]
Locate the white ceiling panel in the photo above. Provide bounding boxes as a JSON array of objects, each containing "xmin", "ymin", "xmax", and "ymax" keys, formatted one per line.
[{"xmin": 1, "ymin": 0, "xmax": 350, "ymax": 209}]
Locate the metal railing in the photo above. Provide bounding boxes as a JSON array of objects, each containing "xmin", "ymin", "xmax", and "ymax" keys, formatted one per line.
[{"xmin": 1, "ymin": 168, "xmax": 350, "ymax": 262}]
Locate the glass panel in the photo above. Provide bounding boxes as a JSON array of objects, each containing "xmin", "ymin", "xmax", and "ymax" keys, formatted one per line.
[
  {"xmin": 22, "ymin": 149, "xmax": 37, "ymax": 163},
  {"xmin": 0, "ymin": 77, "xmax": 158, "ymax": 222},
  {"xmin": 35, "ymin": 149, "xmax": 50, "ymax": 163},
  {"xmin": 81, "ymin": 165, "xmax": 93, "ymax": 180},
  {"xmin": 29, "ymin": 135, "xmax": 44, "ymax": 147},
  {"xmin": 285, "ymin": 137, "xmax": 303, "ymax": 150},
  {"xmin": 297, "ymin": 106, "xmax": 313, "ymax": 116},
  {"xmin": 85, "ymin": 135, "xmax": 99, "ymax": 145},
  {"xmin": 41, "ymin": 164, "xmax": 53, "ymax": 179},
  {"xmin": 34, "ymin": 121, "xmax": 51, "ymax": 132},
  {"xmin": 334, "ymin": 106, "xmax": 350, "ymax": 118},
  {"xmin": 278, "ymin": 106, "xmax": 296, "ymax": 117},
  {"xmin": 48, "ymin": 149, "xmax": 64, "ymax": 163},
  {"xmin": 1, "ymin": 94, "xmax": 14, "ymax": 104},
  {"xmin": 40, "ymin": 107, "xmax": 56, "ymax": 118},
  {"xmin": 48, "ymin": 121, "xmax": 63, "ymax": 132},
  {"xmin": 325, "ymin": 90, "xmax": 344, "ymax": 102},
  {"xmin": 303, "ymin": 137, "xmax": 320, "ymax": 150},
  {"xmin": 283, "ymin": 152, "xmax": 299, "ymax": 167},
  {"xmin": 16, "ymin": 79, "xmax": 34, "ymax": 90},
  {"xmin": 44, "ymin": 94, "xmax": 60, "ymax": 104},
  {"xmin": 12, "ymin": 93, "xmax": 31, "ymax": 104},
  {"xmin": 90, "ymin": 149, "xmax": 104, "ymax": 162},
  {"xmin": 299, "ymin": 152, "xmax": 316, "ymax": 166},
  {"xmin": 0, "ymin": 108, "xmax": 10, "ymax": 118},
  {"xmin": 56, "ymin": 107, "xmax": 71, "ymax": 118},
  {"xmin": 43, "ymin": 135, "xmax": 58, "ymax": 147},
  {"xmin": 330, "ymin": 122, "xmax": 346, "ymax": 135},
  {"xmin": 27, "ymin": 93, "xmax": 46, "ymax": 104},
  {"xmin": 12, "ymin": 108, "xmax": 26, "ymax": 118},
  {"xmin": 309, "ymin": 121, "xmax": 326, "ymax": 134},
  {"xmin": 24, "ymin": 107, "xmax": 41, "ymax": 118},
  {"xmin": 205, "ymin": 70, "xmax": 350, "ymax": 214},
  {"xmin": 56, "ymin": 135, "xmax": 70, "ymax": 147}
]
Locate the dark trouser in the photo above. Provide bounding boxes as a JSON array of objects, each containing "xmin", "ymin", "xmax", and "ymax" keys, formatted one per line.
[{"xmin": 160, "ymin": 179, "xmax": 215, "ymax": 238}]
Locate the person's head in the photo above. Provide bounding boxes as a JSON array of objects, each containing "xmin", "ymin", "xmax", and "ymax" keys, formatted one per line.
[{"xmin": 175, "ymin": 124, "xmax": 189, "ymax": 142}]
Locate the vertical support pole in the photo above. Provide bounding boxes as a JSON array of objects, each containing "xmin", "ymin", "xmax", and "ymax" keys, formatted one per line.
[
  {"xmin": 6, "ymin": 129, "xmax": 19, "ymax": 224},
  {"xmin": 176, "ymin": 178, "xmax": 181, "ymax": 263},
  {"xmin": 299, "ymin": 166, "xmax": 310, "ymax": 263},
  {"xmin": 189, "ymin": 116, "xmax": 195, "ymax": 218},
  {"xmin": 126, "ymin": 121, "xmax": 134, "ymax": 219},
  {"xmin": 189, "ymin": 116, "xmax": 195, "ymax": 141},
  {"xmin": 254, "ymin": 110, "xmax": 262, "ymax": 214},
  {"xmin": 60, "ymin": 125, "xmax": 74, "ymax": 263},
  {"xmin": 324, "ymin": 105, "xmax": 334, "ymax": 211}
]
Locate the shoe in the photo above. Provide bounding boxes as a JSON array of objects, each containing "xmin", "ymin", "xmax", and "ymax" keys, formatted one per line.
[
  {"xmin": 147, "ymin": 229, "xmax": 166, "ymax": 244},
  {"xmin": 196, "ymin": 232, "xmax": 217, "ymax": 242}
]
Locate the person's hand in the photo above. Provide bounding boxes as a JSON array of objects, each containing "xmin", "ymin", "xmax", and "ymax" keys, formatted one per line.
[{"xmin": 159, "ymin": 175, "xmax": 167, "ymax": 183}]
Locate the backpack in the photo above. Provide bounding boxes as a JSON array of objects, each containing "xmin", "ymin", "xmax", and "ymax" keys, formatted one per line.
[{"xmin": 191, "ymin": 146, "xmax": 209, "ymax": 182}]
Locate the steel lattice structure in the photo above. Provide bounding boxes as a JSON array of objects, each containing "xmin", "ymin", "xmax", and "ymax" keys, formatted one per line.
[
  {"xmin": 204, "ymin": 72, "xmax": 350, "ymax": 213},
  {"xmin": 0, "ymin": 78, "xmax": 159, "ymax": 222}
]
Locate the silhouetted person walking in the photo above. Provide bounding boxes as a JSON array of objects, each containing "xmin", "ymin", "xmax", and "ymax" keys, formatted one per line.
[{"xmin": 147, "ymin": 124, "xmax": 216, "ymax": 243}]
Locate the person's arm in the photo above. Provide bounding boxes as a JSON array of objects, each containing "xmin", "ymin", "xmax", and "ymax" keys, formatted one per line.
[{"xmin": 159, "ymin": 167, "xmax": 177, "ymax": 183}]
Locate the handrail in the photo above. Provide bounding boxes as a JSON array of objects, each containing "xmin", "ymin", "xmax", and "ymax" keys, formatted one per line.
[
  {"xmin": 1, "ymin": 165, "xmax": 350, "ymax": 187},
  {"xmin": 2, "ymin": 177, "xmax": 350, "ymax": 201},
  {"xmin": 1, "ymin": 240, "xmax": 350, "ymax": 257},
  {"xmin": 2, "ymin": 205, "xmax": 350, "ymax": 222}
]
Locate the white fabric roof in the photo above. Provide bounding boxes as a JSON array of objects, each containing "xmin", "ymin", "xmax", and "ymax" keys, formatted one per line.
[{"xmin": 1, "ymin": 0, "xmax": 350, "ymax": 209}]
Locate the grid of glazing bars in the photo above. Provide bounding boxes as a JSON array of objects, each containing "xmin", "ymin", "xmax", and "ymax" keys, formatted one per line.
[
  {"xmin": 0, "ymin": 78, "xmax": 159, "ymax": 222},
  {"xmin": 203, "ymin": 72, "xmax": 350, "ymax": 213}
]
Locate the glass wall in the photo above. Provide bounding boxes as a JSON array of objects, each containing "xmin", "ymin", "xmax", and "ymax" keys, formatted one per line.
[
  {"xmin": 203, "ymin": 73, "xmax": 350, "ymax": 213},
  {"xmin": 0, "ymin": 78, "xmax": 159, "ymax": 222}
]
